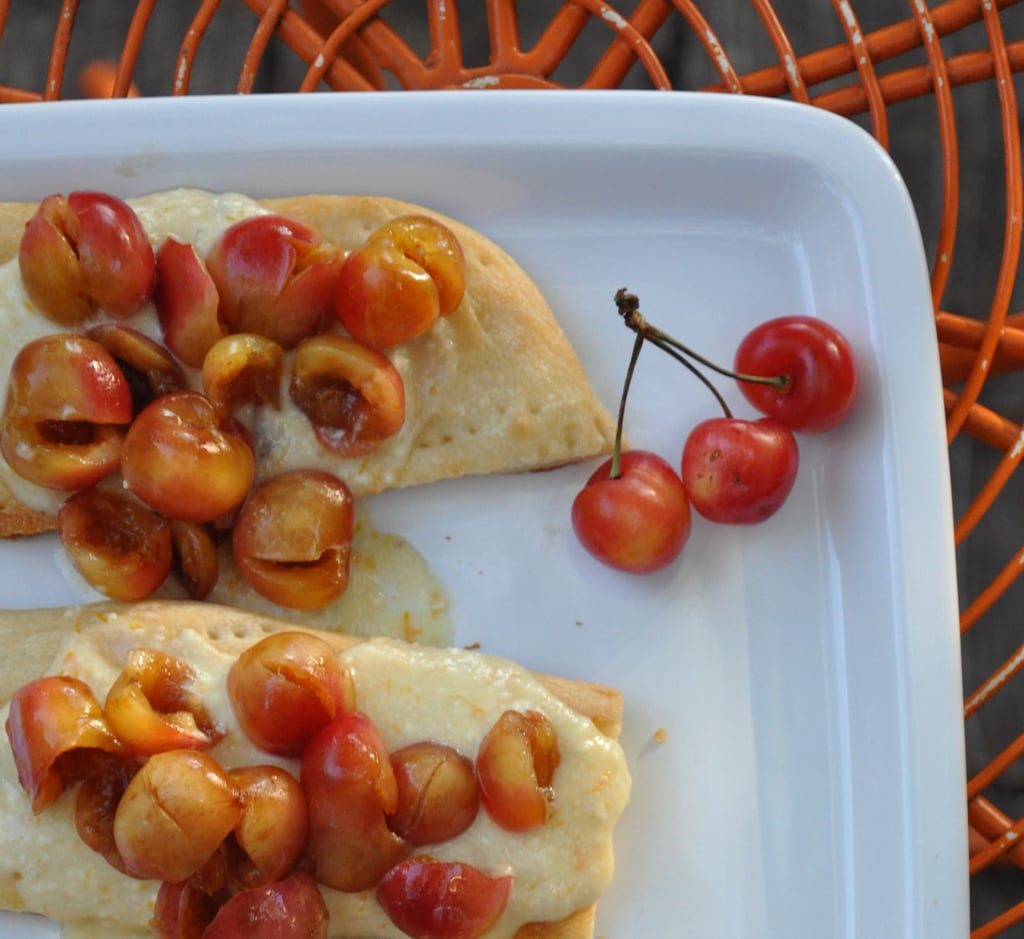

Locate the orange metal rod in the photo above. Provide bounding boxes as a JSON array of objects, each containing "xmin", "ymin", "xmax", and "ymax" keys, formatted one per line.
[
  {"xmin": 972, "ymin": 901, "xmax": 1024, "ymax": 939},
  {"xmin": 953, "ymin": 428, "xmax": 1024, "ymax": 545},
  {"xmin": 970, "ymin": 796, "xmax": 1024, "ymax": 868},
  {"xmin": 173, "ymin": 0, "xmax": 222, "ymax": 95},
  {"xmin": 810, "ymin": 42, "xmax": 1024, "ymax": 118},
  {"xmin": 240, "ymin": 0, "xmax": 377, "ymax": 90},
  {"xmin": 960, "ymin": 541, "xmax": 1024, "ymax": 635},
  {"xmin": 908, "ymin": 0, "xmax": 958, "ymax": 309},
  {"xmin": 943, "ymin": 2, "xmax": 1022, "ymax": 444},
  {"xmin": 937, "ymin": 311, "xmax": 1024, "ymax": 355},
  {"xmin": 969, "ymin": 809, "xmax": 1024, "ymax": 875},
  {"xmin": 586, "ymin": 0, "xmax": 675, "ymax": 89},
  {"xmin": 45, "ymin": 0, "xmax": 78, "ymax": 101},
  {"xmin": 237, "ymin": 0, "xmax": 288, "ymax": 92},
  {"xmin": 662, "ymin": 1, "xmax": 743, "ymax": 93},
  {"xmin": 751, "ymin": 0, "xmax": 810, "ymax": 103},
  {"xmin": 942, "ymin": 390, "xmax": 1020, "ymax": 453},
  {"xmin": 830, "ymin": 0, "xmax": 888, "ymax": 147},
  {"xmin": 709, "ymin": 0, "xmax": 1020, "ymax": 100}
]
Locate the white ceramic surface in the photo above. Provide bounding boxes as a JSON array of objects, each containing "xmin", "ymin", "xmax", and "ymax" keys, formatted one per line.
[{"xmin": 0, "ymin": 91, "xmax": 966, "ymax": 939}]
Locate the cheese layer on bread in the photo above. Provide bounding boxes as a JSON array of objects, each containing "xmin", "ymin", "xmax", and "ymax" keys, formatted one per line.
[{"xmin": 0, "ymin": 602, "xmax": 630, "ymax": 939}]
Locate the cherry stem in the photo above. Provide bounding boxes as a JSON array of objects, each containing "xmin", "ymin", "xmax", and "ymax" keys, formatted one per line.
[
  {"xmin": 614, "ymin": 289, "xmax": 789, "ymax": 418},
  {"xmin": 610, "ymin": 330, "xmax": 644, "ymax": 480}
]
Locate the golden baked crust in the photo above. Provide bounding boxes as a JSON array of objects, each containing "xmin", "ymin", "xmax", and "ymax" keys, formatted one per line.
[
  {"xmin": 0, "ymin": 600, "xmax": 625, "ymax": 939},
  {"xmin": 0, "ymin": 201, "xmax": 33, "ymax": 260},
  {"xmin": 0, "ymin": 193, "xmax": 615, "ymax": 536},
  {"xmin": 0, "ymin": 500, "xmax": 55, "ymax": 538}
]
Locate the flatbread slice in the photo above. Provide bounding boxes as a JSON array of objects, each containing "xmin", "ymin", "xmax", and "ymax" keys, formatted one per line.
[
  {"xmin": 0, "ymin": 191, "xmax": 615, "ymax": 537},
  {"xmin": 0, "ymin": 600, "xmax": 629, "ymax": 939}
]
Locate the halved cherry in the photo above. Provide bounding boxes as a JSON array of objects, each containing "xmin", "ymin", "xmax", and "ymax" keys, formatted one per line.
[
  {"xmin": 206, "ymin": 214, "xmax": 344, "ymax": 349},
  {"xmin": 203, "ymin": 871, "xmax": 329, "ymax": 939},
  {"xmin": 388, "ymin": 742, "xmax": 479, "ymax": 846},
  {"xmin": 1, "ymin": 333, "xmax": 132, "ymax": 490},
  {"xmin": 121, "ymin": 391, "xmax": 255, "ymax": 523},
  {"xmin": 301, "ymin": 710, "xmax": 408, "ymax": 892},
  {"xmin": 154, "ymin": 237, "xmax": 225, "ymax": 368},
  {"xmin": 335, "ymin": 214, "xmax": 466, "ymax": 349},
  {"xmin": 476, "ymin": 709, "xmax": 560, "ymax": 832},
  {"xmin": 18, "ymin": 190, "xmax": 155, "ymax": 324},
  {"xmin": 227, "ymin": 630, "xmax": 355, "ymax": 756},
  {"xmin": 58, "ymin": 488, "xmax": 173, "ymax": 601},
  {"xmin": 289, "ymin": 334, "xmax": 405, "ymax": 459},
  {"xmin": 231, "ymin": 765, "xmax": 310, "ymax": 884},
  {"xmin": 103, "ymin": 648, "xmax": 222, "ymax": 756},
  {"xmin": 113, "ymin": 749, "xmax": 242, "ymax": 883},
  {"xmin": 170, "ymin": 520, "xmax": 220, "ymax": 601},
  {"xmin": 380, "ymin": 216, "xmax": 466, "ymax": 317},
  {"xmin": 201, "ymin": 333, "xmax": 283, "ymax": 424},
  {"xmin": 4, "ymin": 675, "xmax": 129, "ymax": 813},
  {"xmin": 232, "ymin": 470, "xmax": 354, "ymax": 610},
  {"xmin": 376, "ymin": 857, "xmax": 512, "ymax": 939},
  {"xmin": 86, "ymin": 323, "xmax": 186, "ymax": 415},
  {"xmin": 75, "ymin": 757, "xmax": 139, "ymax": 874},
  {"xmin": 154, "ymin": 859, "xmax": 318, "ymax": 939},
  {"xmin": 152, "ymin": 878, "xmax": 220, "ymax": 939}
]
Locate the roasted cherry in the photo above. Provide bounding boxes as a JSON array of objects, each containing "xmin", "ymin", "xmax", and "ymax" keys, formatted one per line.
[{"xmin": 232, "ymin": 470, "xmax": 355, "ymax": 609}]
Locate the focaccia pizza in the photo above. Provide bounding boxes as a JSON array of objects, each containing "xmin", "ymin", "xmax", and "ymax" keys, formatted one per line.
[
  {"xmin": 0, "ymin": 189, "xmax": 614, "ymax": 610},
  {"xmin": 0, "ymin": 600, "xmax": 630, "ymax": 939}
]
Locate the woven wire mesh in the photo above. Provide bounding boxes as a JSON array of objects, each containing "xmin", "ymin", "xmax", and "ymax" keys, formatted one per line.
[{"xmin": 1, "ymin": 0, "xmax": 1024, "ymax": 935}]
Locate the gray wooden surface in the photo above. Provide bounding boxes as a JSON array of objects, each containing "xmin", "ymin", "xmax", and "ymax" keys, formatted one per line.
[{"xmin": 1, "ymin": 0, "xmax": 1023, "ymax": 930}]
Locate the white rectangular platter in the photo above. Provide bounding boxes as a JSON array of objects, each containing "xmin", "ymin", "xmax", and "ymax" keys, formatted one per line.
[{"xmin": 0, "ymin": 90, "xmax": 966, "ymax": 938}]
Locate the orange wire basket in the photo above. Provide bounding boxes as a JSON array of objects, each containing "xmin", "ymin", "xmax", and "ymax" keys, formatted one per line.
[{"xmin": 1, "ymin": 0, "xmax": 1023, "ymax": 934}]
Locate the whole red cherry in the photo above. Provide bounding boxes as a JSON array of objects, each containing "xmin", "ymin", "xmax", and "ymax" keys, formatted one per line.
[
  {"xmin": 571, "ymin": 449, "xmax": 691, "ymax": 573},
  {"xmin": 734, "ymin": 316, "xmax": 858, "ymax": 433},
  {"xmin": 681, "ymin": 417, "xmax": 799, "ymax": 524}
]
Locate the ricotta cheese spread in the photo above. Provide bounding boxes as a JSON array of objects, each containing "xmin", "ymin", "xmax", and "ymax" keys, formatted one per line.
[{"xmin": 0, "ymin": 614, "xmax": 631, "ymax": 939}]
